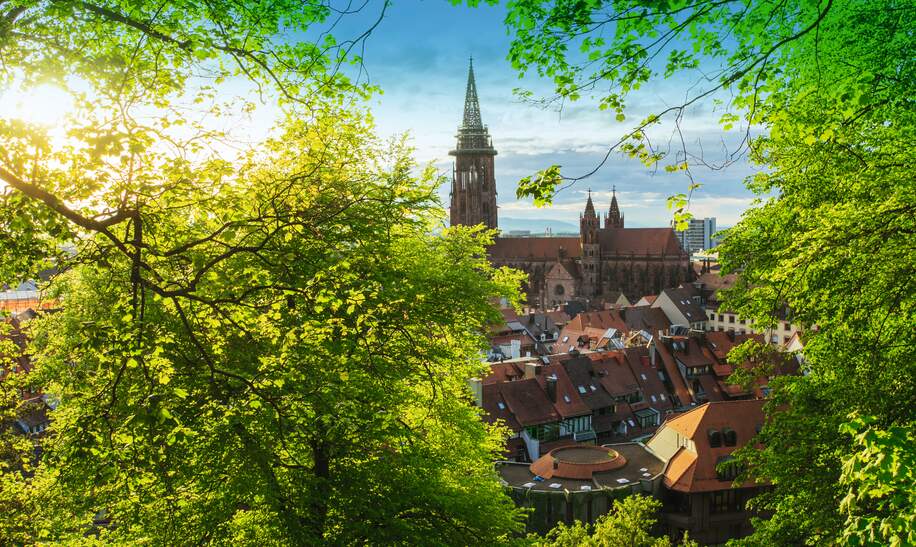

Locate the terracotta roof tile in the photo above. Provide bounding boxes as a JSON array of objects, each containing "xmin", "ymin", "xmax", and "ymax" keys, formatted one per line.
[
  {"xmin": 655, "ymin": 400, "xmax": 766, "ymax": 493},
  {"xmin": 488, "ymin": 237, "xmax": 581, "ymax": 260},
  {"xmin": 597, "ymin": 228, "xmax": 684, "ymax": 255}
]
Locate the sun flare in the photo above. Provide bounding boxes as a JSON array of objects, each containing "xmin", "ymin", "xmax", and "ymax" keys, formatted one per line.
[{"xmin": 0, "ymin": 83, "xmax": 74, "ymax": 127}]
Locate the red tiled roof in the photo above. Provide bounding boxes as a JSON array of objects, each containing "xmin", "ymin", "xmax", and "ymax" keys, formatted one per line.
[
  {"xmin": 544, "ymin": 310, "xmax": 571, "ymax": 326},
  {"xmin": 622, "ymin": 306, "xmax": 670, "ymax": 335},
  {"xmin": 488, "ymin": 237, "xmax": 582, "ymax": 260},
  {"xmin": 657, "ymin": 400, "xmax": 766, "ymax": 493},
  {"xmin": 598, "ymin": 228, "xmax": 683, "ymax": 255},
  {"xmin": 623, "ymin": 348, "xmax": 674, "ymax": 413},
  {"xmin": 671, "ymin": 337, "xmax": 714, "ymax": 368},
  {"xmin": 654, "ymin": 341, "xmax": 693, "ymax": 406},
  {"xmin": 534, "ymin": 363, "xmax": 591, "ymax": 419},
  {"xmin": 698, "ymin": 373, "xmax": 725, "ymax": 401},
  {"xmin": 499, "ymin": 378, "xmax": 560, "ymax": 427},
  {"xmin": 482, "ymin": 362, "xmax": 527, "ymax": 385},
  {"xmin": 481, "ymin": 382, "xmax": 521, "ymax": 431},
  {"xmin": 530, "ymin": 445, "xmax": 627, "ymax": 480}
]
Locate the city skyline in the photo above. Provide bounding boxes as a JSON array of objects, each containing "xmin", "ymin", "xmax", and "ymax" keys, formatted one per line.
[{"xmin": 352, "ymin": 3, "xmax": 759, "ymax": 229}]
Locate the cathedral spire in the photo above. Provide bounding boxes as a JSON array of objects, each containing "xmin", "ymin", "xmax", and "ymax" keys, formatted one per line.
[
  {"xmin": 462, "ymin": 57, "xmax": 483, "ymax": 129},
  {"xmin": 449, "ymin": 57, "xmax": 497, "ymax": 230},
  {"xmin": 607, "ymin": 185, "xmax": 624, "ymax": 228},
  {"xmin": 584, "ymin": 188, "xmax": 596, "ymax": 215}
]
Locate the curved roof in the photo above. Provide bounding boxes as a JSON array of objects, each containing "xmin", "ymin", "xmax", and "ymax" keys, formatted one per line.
[{"xmin": 529, "ymin": 445, "xmax": 627, "ymax": 480}]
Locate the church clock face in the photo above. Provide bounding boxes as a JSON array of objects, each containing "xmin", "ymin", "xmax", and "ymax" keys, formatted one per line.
[{"xmin": 555, "ymin": 284, "xmax": 565, "ymax": 296}]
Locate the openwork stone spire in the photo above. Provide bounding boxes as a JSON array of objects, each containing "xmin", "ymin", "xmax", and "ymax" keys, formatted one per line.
[
  {"xmin": 462, "ymin": 57, "xmax": 483, "ymax": 129},
  {"xmin": 452, "ymin": 57, "xmax": 495, "ymax": 153},
  {"xmin": 449, "ymin": 57, "xmax": 497, "ymax": 230}
]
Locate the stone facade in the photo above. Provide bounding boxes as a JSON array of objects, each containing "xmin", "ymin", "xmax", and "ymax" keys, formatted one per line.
[
  {"xmin": 447, "ymin": 61, "xmax": 691, "ymax": 306},
  {"xmin": 487, "ymin": 192, "xmax": 691, "ymax": 307}
]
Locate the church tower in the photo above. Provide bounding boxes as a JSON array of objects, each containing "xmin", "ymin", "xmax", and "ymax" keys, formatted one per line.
[
  {"xmin": 449, "ymin": 58, "xmax": 498, "ymax": 229},
  {"xmin": 605, "ymin": 186, "xmax": 624, "ymax": 228},
  {"xmin": 580, "ymin": 190, "xmax": 600, "ymax": 297}
]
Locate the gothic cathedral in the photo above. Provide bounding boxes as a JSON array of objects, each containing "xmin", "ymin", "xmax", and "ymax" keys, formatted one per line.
[{"xmin": 448, "ymin": 60, "xmax": 691, "ymax": 306}]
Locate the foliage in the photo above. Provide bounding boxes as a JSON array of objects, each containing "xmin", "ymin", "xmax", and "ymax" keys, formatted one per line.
[
  {"xmin": 516, "ymin": 164, "xmax": 563, "ymax": 207},
  {"xmin": 531, "ymin": 495, "xmax": 697, "ymax": 547},
  {"xmin": 0, "ymin": 1, "xmax": 529, "ymax": 544},
  {"xmin": 838, "ymin": 416, "xmax": 916, "ymax": 547},
  {"xmin": 490, "ymin": 0, "xmax": 916, "ymax": 545}
]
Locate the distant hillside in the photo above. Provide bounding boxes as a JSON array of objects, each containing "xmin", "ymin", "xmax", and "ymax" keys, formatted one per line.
[{"xmin": 499, "ymin": 217, "xmax": 579, "ymax": 235}]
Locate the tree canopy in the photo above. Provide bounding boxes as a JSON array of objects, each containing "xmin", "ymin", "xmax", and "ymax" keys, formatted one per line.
[
  {"xmin": 532, "ymin": 495, "xmax": 698, "ymax": 547},
  {"xmin": 492, "ymin": 0, "xmax": 916, "ymax": 544},
  {"xmin": 0, "ymin": 2, "xmax": 529, "ymax": 544}
]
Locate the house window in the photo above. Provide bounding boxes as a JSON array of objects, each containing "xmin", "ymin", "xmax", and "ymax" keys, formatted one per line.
[
  {"xmin": 729, "ymin": 315, "xmax": 735, "ymax": 324},
  {"xmin": 634, "ymin": 407, "xmax": 659, "ymax": 428},
  {"xmin": 783, "ymin": 336, "xmax": 790, "ymax": 344},
  {"xmin": 711, "ymin": 489, "xmax": 741, "ymax": 514},
  {"xmin": 708, "ymin": 428, "xmax": 722, "ymax": 447},
  {"xmin": 716, "ymin": 456, "xmax": 743, "ymax": 482},
  {"xmin": 784, "ymin": 322, "xmax": 791, "ymax": 331}
]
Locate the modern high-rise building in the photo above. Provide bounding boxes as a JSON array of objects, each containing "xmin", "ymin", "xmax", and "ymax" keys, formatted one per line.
[{"xmin": 677, "ymin": 217, "xmax": 717, "ymax": 252}]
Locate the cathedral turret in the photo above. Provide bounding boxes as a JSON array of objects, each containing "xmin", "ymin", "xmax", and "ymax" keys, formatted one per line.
[
  {"xmin": 580, "ymin": 189, "xmax": 601, "ymax": 297},
  {"xmin": 580, "ymin": 190, "xmax": 599, "ymax": 244},
  {"xmin": 606, "ymin": 185, "xmax": 624, "ymax": 228},
  {"xmin": 449, "ymin": 58, "xmax": 498, "ymax": 229}
]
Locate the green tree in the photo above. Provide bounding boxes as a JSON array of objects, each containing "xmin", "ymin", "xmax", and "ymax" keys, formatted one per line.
[
  {"xmin": 532, "ymin": 495, "xmax": 697, "ymax": 547},
  {"xmin": 0, "ymin": 2, "xmax": 528, "ymax": 544},
  {"xmin": 486, "ymin": 0, "xmax": 916, "ymax": 545},
  {"xmin": 838, "ymin": 416, "xmax": 916, "ymax": 546}
]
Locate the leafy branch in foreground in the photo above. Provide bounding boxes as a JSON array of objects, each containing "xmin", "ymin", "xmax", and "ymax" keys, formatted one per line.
[
  {"xmin": 475, "ymin": 1, "xmax": 916, "ymax": 545},
  {"xmin": 0, "ymin": 1, "xmax": 529, "ymax": 544}
]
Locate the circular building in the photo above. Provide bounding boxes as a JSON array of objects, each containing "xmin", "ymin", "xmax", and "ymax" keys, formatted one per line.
[{"xmin": 529, "ymin": 445, "xmax": 628, "ymax": 480}]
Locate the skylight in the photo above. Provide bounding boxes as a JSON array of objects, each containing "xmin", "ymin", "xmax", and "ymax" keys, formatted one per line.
[
  {"xmin": 577, "ymin": 386, "xmax": 586, "ymax": 394},
  {"xmin": 640, "ymin": 373, "xmax": 647, "ymax": 380},
  {"xmin": 563, "ymin": 395, "xmax": 571, "ymax": 403},
  {"xmin": 497, "ymin": 402, "xmax": 505, "ymax": 410}
]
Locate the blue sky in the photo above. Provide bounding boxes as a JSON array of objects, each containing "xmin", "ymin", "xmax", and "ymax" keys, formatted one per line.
[
  {"xmin": 333, "ymin": 1, "xmax": 763, "ymax": 229},
  {"xmin": 0, "ymin": 2, "xmax": 761, "ymax": 231}
]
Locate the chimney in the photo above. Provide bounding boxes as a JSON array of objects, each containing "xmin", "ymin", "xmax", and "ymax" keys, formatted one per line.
[
  {"xmin": 528, "ymin": 312, "xmax": 535, "ymax": 325},
  {"xmin": 545, "ymin": 375, "xmax": 558, "ymax": 403},
  {"xmin": 727, "ymin": 330, "xmax": 735, "ymax": 342},
  {"xmin": 524, "ymin": 362, "xmax": 542, "ymax": 379},
  {"xmin": 649, "ymin": 340, "xmax": 657, "ymax": 367}
]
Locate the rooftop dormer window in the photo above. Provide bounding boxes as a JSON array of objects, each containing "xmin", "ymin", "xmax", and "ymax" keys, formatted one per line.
[{"xmin": 708, "ymin": 428, "xmax": 722, "ymax": 447}]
